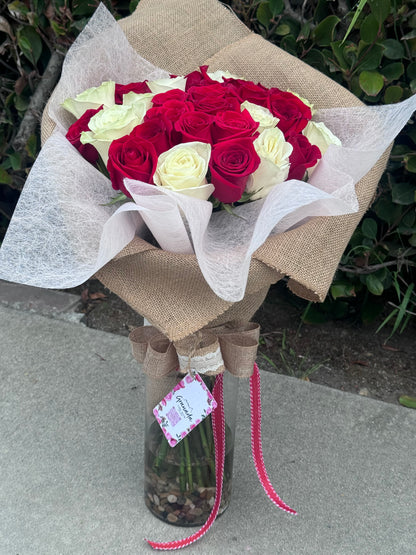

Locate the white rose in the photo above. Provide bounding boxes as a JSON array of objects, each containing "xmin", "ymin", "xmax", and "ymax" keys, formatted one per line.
[
  {"xmin": 303, "ymin": 121, "xmax": 342, "ymax": 155},
  {"xmin": 62, "ymin": 81, "xmax": 115, "ymax": 119},
  {"xmin": 303, "ymin": 121, "xmax": 342, "ymax": 175},
  {"xmin": 80, "ymin": 104, "xmax": 142, "ymax": 165},
  {"xmin": 246, "ymin": 128, "xmax": 293, "ymax": 200},
  {"xmin": 147, "ymin": 76, "xmax": 187, "ymax": 93},
  {"xmin": 241, "ymin": 101, "xmax": 279, "ymax": 133},
  {"xmin": 207, "ymin": 69, "xmax": 242, "ymax": 82},
  {"xmin": 154, "ymin": 142, "xmax": 213, "ymax": 200},
  {"xmin": 122, "ymin": 91, "xmax": 155, "ymax": 119}
]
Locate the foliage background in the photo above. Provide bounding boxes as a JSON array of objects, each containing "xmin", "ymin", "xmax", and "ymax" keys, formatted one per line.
[{"xmin": 0, "ymin": 0, "xmax": 415, "ymax": 334}]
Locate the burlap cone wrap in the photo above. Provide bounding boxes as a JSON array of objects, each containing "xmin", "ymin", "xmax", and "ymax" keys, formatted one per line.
[{"xmin": 41, "ymin": 0, "xmax": 390, "ymax": 342}]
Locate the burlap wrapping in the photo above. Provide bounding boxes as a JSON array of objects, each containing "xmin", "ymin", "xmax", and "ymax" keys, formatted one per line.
[{"xmin": 41, "ymin": 0, "xmax": 390, "ymax": 341}]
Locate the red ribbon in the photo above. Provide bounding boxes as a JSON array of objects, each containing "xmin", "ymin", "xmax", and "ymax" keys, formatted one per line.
[{"xmin": 146, "ymin": 363, "xmax": 296, "ymax": 550}]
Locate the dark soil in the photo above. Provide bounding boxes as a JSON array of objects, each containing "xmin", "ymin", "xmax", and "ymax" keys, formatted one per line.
[{"xmin": 72, "ymin": 279, "xmax": 416, "ymax": 407}]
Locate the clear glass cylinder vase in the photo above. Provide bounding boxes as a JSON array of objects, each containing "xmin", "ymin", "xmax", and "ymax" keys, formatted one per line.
[{"xmin": 144, "ymin": 371, "xmax": 238, "ymax": 527}]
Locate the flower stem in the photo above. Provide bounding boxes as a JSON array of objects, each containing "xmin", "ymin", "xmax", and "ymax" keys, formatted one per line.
[
  {"xmin": 153, "ymin": 435, "xmax": 169, "ymax": 475},
  {"xmin": 179, "ymin": 442, "xmax": 186, "ymax": 493},
  {"xmin": 183, "ymin": 436, "xmax": 193, "ymax": 491},
  {"xmin": 199, "ymin": 420, "xmax": 216, "ymax": 476}
]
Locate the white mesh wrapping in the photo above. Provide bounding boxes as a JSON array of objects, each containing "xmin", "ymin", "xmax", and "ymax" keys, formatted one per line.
[{"xmin": 0, "ymin": 5, "xmax": 415, "ymax": 301}]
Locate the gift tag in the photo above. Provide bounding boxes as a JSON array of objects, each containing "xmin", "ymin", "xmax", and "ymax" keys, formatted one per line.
[{"xmin": 153, "ymin": 373, "xmax": 217, "ymax": 447}]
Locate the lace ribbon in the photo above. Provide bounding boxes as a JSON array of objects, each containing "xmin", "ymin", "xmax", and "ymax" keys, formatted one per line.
[
  {"xmin": 130, "ymin": 321, "xmax": 260, "ymax": 378},
  {"xmin": 145, "ymin": 363, "xmax": 296, "ymax": 550}
]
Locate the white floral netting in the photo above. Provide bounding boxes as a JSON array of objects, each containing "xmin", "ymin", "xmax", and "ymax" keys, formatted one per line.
[{"xmin": 0, "ymin": 5, "xmax": 415, "ymax": 302}]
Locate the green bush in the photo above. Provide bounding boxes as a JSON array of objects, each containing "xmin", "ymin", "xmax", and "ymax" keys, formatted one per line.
[
  {"xmin": 228, "ymin": 0, "xmax": 416, "ymax": 334},
  {"xmin": 0, "ymin": 0, "xmax": 415, "ymax": 334}
]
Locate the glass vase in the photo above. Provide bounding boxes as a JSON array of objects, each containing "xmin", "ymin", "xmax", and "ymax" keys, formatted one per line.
[{"xmin": 144, "ymin": 371, "xmax": 238, "ymax": 526}]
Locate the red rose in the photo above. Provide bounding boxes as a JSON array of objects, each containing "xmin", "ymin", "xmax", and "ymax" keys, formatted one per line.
[
  {"xmin": 174, "ymin": 111, "xmax": 214, "ymax": 144},
  {"xmin": 185, "ymin": 65, "xmax": 215, "ymax": 91},
  {"xmin": 151, "ymin": 88, "xmax": 187, "ymax": 106},
  {"xmin": 107, "ymin": 136, "xmax": 158, "ymax": 197},
  {"xmin": 115, "ymin": 81, "xmax": 151, "ymax": 104},
  {"xmin": 145, "ymin": 100, "xmax": 194, "ymax": 146},
  {"xmin": 209, "ymin": 137, "xmax": 261, "ymax": 203},
  {"xmin": 130, "ymin": 119, "xmax": 171, "ymax": 155},
  {"xmin": 211, "ymin": 109, "xmax": 259, "ymax": 143},
  {"xmin": 187, "ymin": 84, "xmax": 240, "ymax": 114},
  {"xmin": 267, "ymin": 90, "xmax": 312, "ymax": 135},
  {"xmin": 145, "ymin": 100, "xmax": 194, "ymax": 124},
  {"xmin": 287, "ymin": 134, "xmax": 321, "ymax": 180},
  {"xmin": 222, "ymin": 78, "xmax": 270, "ymax": 107},
  {"xmin": 65, "ymin": 106, "xmax": 102, "ymax": 164}
]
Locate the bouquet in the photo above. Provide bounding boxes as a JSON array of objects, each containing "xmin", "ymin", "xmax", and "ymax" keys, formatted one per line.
[
  {"xmin": 0, "ymin": 0, "xmax": 415, "ymax": 549},
  {"xmin": 62, "ymin": 68, "xmax": 341, "ymax": 213}
]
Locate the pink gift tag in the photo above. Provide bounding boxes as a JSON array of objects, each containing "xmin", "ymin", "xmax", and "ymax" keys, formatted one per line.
[{"xmin": 153, "ymin": 373, "xmax": 217, "ymax": 447}]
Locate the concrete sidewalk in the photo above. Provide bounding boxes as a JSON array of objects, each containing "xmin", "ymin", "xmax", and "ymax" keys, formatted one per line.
[{"xmin": 1, "ymin": 298, "xmax": 415, "ymax": 554}]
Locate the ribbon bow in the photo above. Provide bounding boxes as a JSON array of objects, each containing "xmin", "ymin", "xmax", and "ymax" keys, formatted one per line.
[
  {"xmin": 129, "ymin": 322, "xmax": 296, "ymax": 551},
  {"xmin": 129, "ymin": 320, "xmax": 260, "ymax": 378}
]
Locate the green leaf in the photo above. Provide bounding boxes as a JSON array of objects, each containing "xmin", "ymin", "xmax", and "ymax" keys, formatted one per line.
[
  {"xmin": 256, "ymin": 2, "xmax": 272, "ymax": 28},
  {"xmin": 330, "ymin": 283, "xmax": 356, "ymax": 299},
  {"xmin": 368, "ymin": 0, "xmax": 391, "ymax": 24},
  {"xmin": 374, "ymin": 197, "xmax": 402, "ymax": 225},
  {"xmin": 17, "ymin": 26, "xmax": 42, "ymax": 64},
  {"xmin": 274, "ymin": 23, "xmax": 291, "ymax": 36},
  {"xmin": 409, "ymin": 233, "xmax": 416, "ymax": 247},
  {"xmin": 269, "ymin": 0, "xmax": 284, "ymax": 17},
  {"xmin": 129, "ymin": 0, "xmax": 139, "ymax": 13},
  {"xmin": 303, "ymin": 49, "xmax": 325, "ymax": 71},
  {"xmin": 407, "ymin": 127, "xmax": 416, "ymax": 145},
  {"xmin": 280, "ymin": 34, "xmax": 298, "ymax": 56},
  {"xmin": 8, "ymin": 0, "xmax": 29, "ymax": 19},
  {"xmin": 391, "ymin": 282, "xmax": 415, "ymax": 335},
  {"xmin": 362, "ymin": 217, "xmax": 378, "ymax": 239},
  {"xmin": 384, "ymin": 85, "xmax": 403, "ymax": 103},
  {"xmin": 410, "ymin": 79, "xmax": 416, "ymax": 94},
  {"xmin": 381, "ymin": 38, "xmax": 405, "ymax": 60},
  {"xmin": 407, "ymin": 62, "xmax": 416, "ymax": 80},
  {"xmin": 360, "ymin": 13, "xmax": 380, "ymax": 43},
  {"xmin": 50, "ymin": 19, "xmax": 66, "ymax": 36},
  {"xmin": 330, "ymin": 41, "xmax": 349, "ymax": 70},
  {"xmin": 341, "ymin": 0, "xmax": 368, "ymax": 44},
  {"xmin": 359, "ymin": 70, "xmax": 384, "ymax": 96},
  {"xmin": 0, "ymin": 166, "xmax": 12, "ymax": 185},
  {"xmin": 366, "ymin": 274, "xmax": 384, "ymax": 296},
  {"xmin": 392, "ymin": 182, "xmax": 416, "ymax": 204},
  {"xmin": 399, "ymin": 396, "xmax": 416, "ymax": 409},
  {"xmin": 25, "ymin": 134, "xmax": 37, "ymax": 159},
  {"xmin": 314, "ymin": 0, "xmax": 330, "ymax": 23},
  {"xmin": 297, "ymin": 22, "xmax": 311, "ymax": 41},
  {"xmin": 14, "ymin": 95, "xmax": 29, "ymax": 112},
  {"xmin": 313, "ymin": 15, "xmax": 340, "ymax": 47},
  {"xmin": 356, "ymin": 43, "xmax": 384, "ymax": 70},
  {"xmin": 401, "ymin": 29, "xmax": 416, "ymax": 41},
  {"xmin": 404, "ymin": 155, "xmax": 416, "ymax": 174},
  {"xmin": 8, "ymin": 152, "xmax": 22, "ymax": 170},
  {"xmin": 380, "ymin": 62, "xmax": 404, "ymax": 81}
]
